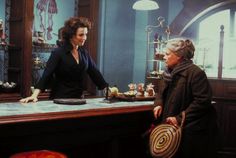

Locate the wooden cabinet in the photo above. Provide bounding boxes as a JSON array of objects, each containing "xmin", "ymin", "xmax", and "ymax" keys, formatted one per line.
[
  {"xmin": 209, "ymin": 79, "xmax": 236, "ymax": 158},
  {"xmin": 0, "ymin": 0, "xmax": 33, "ymax": 102},
  {"xmin": 0, "ymin": 111, "xmax": 153, "ymax": 158},
  {"xmin": 213, "ymin": 98, "xmax": 236, "ymax": 158},
  {"xmin": 10, "ymin": 0, "xmax": 33, "ymax": 97},
  {"xmin": 0, "ymin": 100, "xmax": 154, "ymax": 158}
]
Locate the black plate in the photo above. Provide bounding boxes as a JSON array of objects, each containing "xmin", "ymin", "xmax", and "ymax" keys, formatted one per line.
[{"xmin": 53, "ymin": 98, "xmax": 86, "ymax": 105}]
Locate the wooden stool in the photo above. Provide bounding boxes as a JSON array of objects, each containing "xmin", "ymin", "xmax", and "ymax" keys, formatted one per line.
[{"xmin": 10, "ymin": 150, "xmax": 67, "ymax": 158}]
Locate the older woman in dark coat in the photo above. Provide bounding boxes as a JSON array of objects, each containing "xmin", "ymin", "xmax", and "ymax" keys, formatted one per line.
[{"xmin": 153, "ymin": 38, "xmax": 217, "ymax": 158}]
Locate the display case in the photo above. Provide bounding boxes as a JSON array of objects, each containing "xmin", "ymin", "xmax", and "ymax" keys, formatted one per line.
[{"xmin": 145, "ymin": 17, "xmax": 170, "ymax": 93}]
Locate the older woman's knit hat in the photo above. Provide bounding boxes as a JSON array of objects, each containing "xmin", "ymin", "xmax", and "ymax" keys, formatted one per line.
[{"xmin": 166, "ymin": 38, "xmax": 195, "ymax": 59}]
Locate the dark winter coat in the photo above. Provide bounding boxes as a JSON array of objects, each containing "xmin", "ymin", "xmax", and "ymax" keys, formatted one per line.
[{"xmin": 154, "ymin": 64, "xmax": 217, "ymax": 158}]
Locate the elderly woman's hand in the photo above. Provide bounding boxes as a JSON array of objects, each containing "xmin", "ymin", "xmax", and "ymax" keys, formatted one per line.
[
  {"xmin": 166, "ymin": 117, "xmax": 178, "ymax": 127},
  {"xmin": 153, "ymin": 105, "xmax": 162, "ymax": 119}
]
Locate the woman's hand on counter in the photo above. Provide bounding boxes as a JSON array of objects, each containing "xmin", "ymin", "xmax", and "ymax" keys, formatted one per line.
[
  {"xmin": 19, "ymin": 89, "xmax": 41, "ymax": 103},
  {"xmin": 19, "ymin": 96, "xmax": 38, "ymax": 103}
]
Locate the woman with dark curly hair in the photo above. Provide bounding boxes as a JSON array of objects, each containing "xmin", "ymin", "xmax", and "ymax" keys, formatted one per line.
[{"xmin": 20, "ymin": 17, "xmax": 108, "ymax": 103}]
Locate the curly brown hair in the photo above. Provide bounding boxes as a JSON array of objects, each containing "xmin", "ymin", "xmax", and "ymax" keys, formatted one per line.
[{"xmin": 61, "ymin": 17, "xmax": 92, "ymax": 42}]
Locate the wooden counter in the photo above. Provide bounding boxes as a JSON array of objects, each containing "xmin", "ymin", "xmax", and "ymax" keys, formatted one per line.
[{"xmin": 0, "ymin": 98, "xmax": 154, "ymax": 158}]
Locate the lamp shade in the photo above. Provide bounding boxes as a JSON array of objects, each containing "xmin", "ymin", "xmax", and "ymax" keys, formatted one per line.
[{"xmin": 132, "ymin": 0, "xmax": 159, "ymax": 11}]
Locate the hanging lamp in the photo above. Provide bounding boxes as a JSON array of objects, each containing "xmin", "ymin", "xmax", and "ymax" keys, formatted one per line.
[{"xmin": 132, "ymin": 0, "xmax": 159, "ymax": 11}]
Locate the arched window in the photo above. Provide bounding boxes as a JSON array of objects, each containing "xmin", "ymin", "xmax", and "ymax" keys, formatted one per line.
[{"xmin": 195, "ymin": 9, "xmax": 236, "ymax": 78}]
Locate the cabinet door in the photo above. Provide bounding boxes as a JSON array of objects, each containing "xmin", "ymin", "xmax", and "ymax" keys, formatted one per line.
[
  {"xmin": 0, "ymin": 0, "xmax": 33, "ymax": 102},
  {"xmin": 10, "ymin": 0, "xmax": 33, "ymax": 98},
  {"xmin": 213, "ymin": 99, "xmax": 236, "ymax": 158}
]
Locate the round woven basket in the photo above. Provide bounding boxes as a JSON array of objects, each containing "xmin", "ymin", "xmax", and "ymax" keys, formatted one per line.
[{"xmin": 149, "ymin": 123, "xmax": 182, "ymax": 158}]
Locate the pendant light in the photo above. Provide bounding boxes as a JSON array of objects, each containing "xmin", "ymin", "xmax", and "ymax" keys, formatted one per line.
[{"xmin": 132, "ymin": 0, "xmax": 159, "ymax": 11}]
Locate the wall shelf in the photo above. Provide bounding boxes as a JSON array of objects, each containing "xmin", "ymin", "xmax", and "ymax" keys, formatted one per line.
[{"xmin": 33, "ymin": 44, "xmax": 57, "ymax": 53}]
